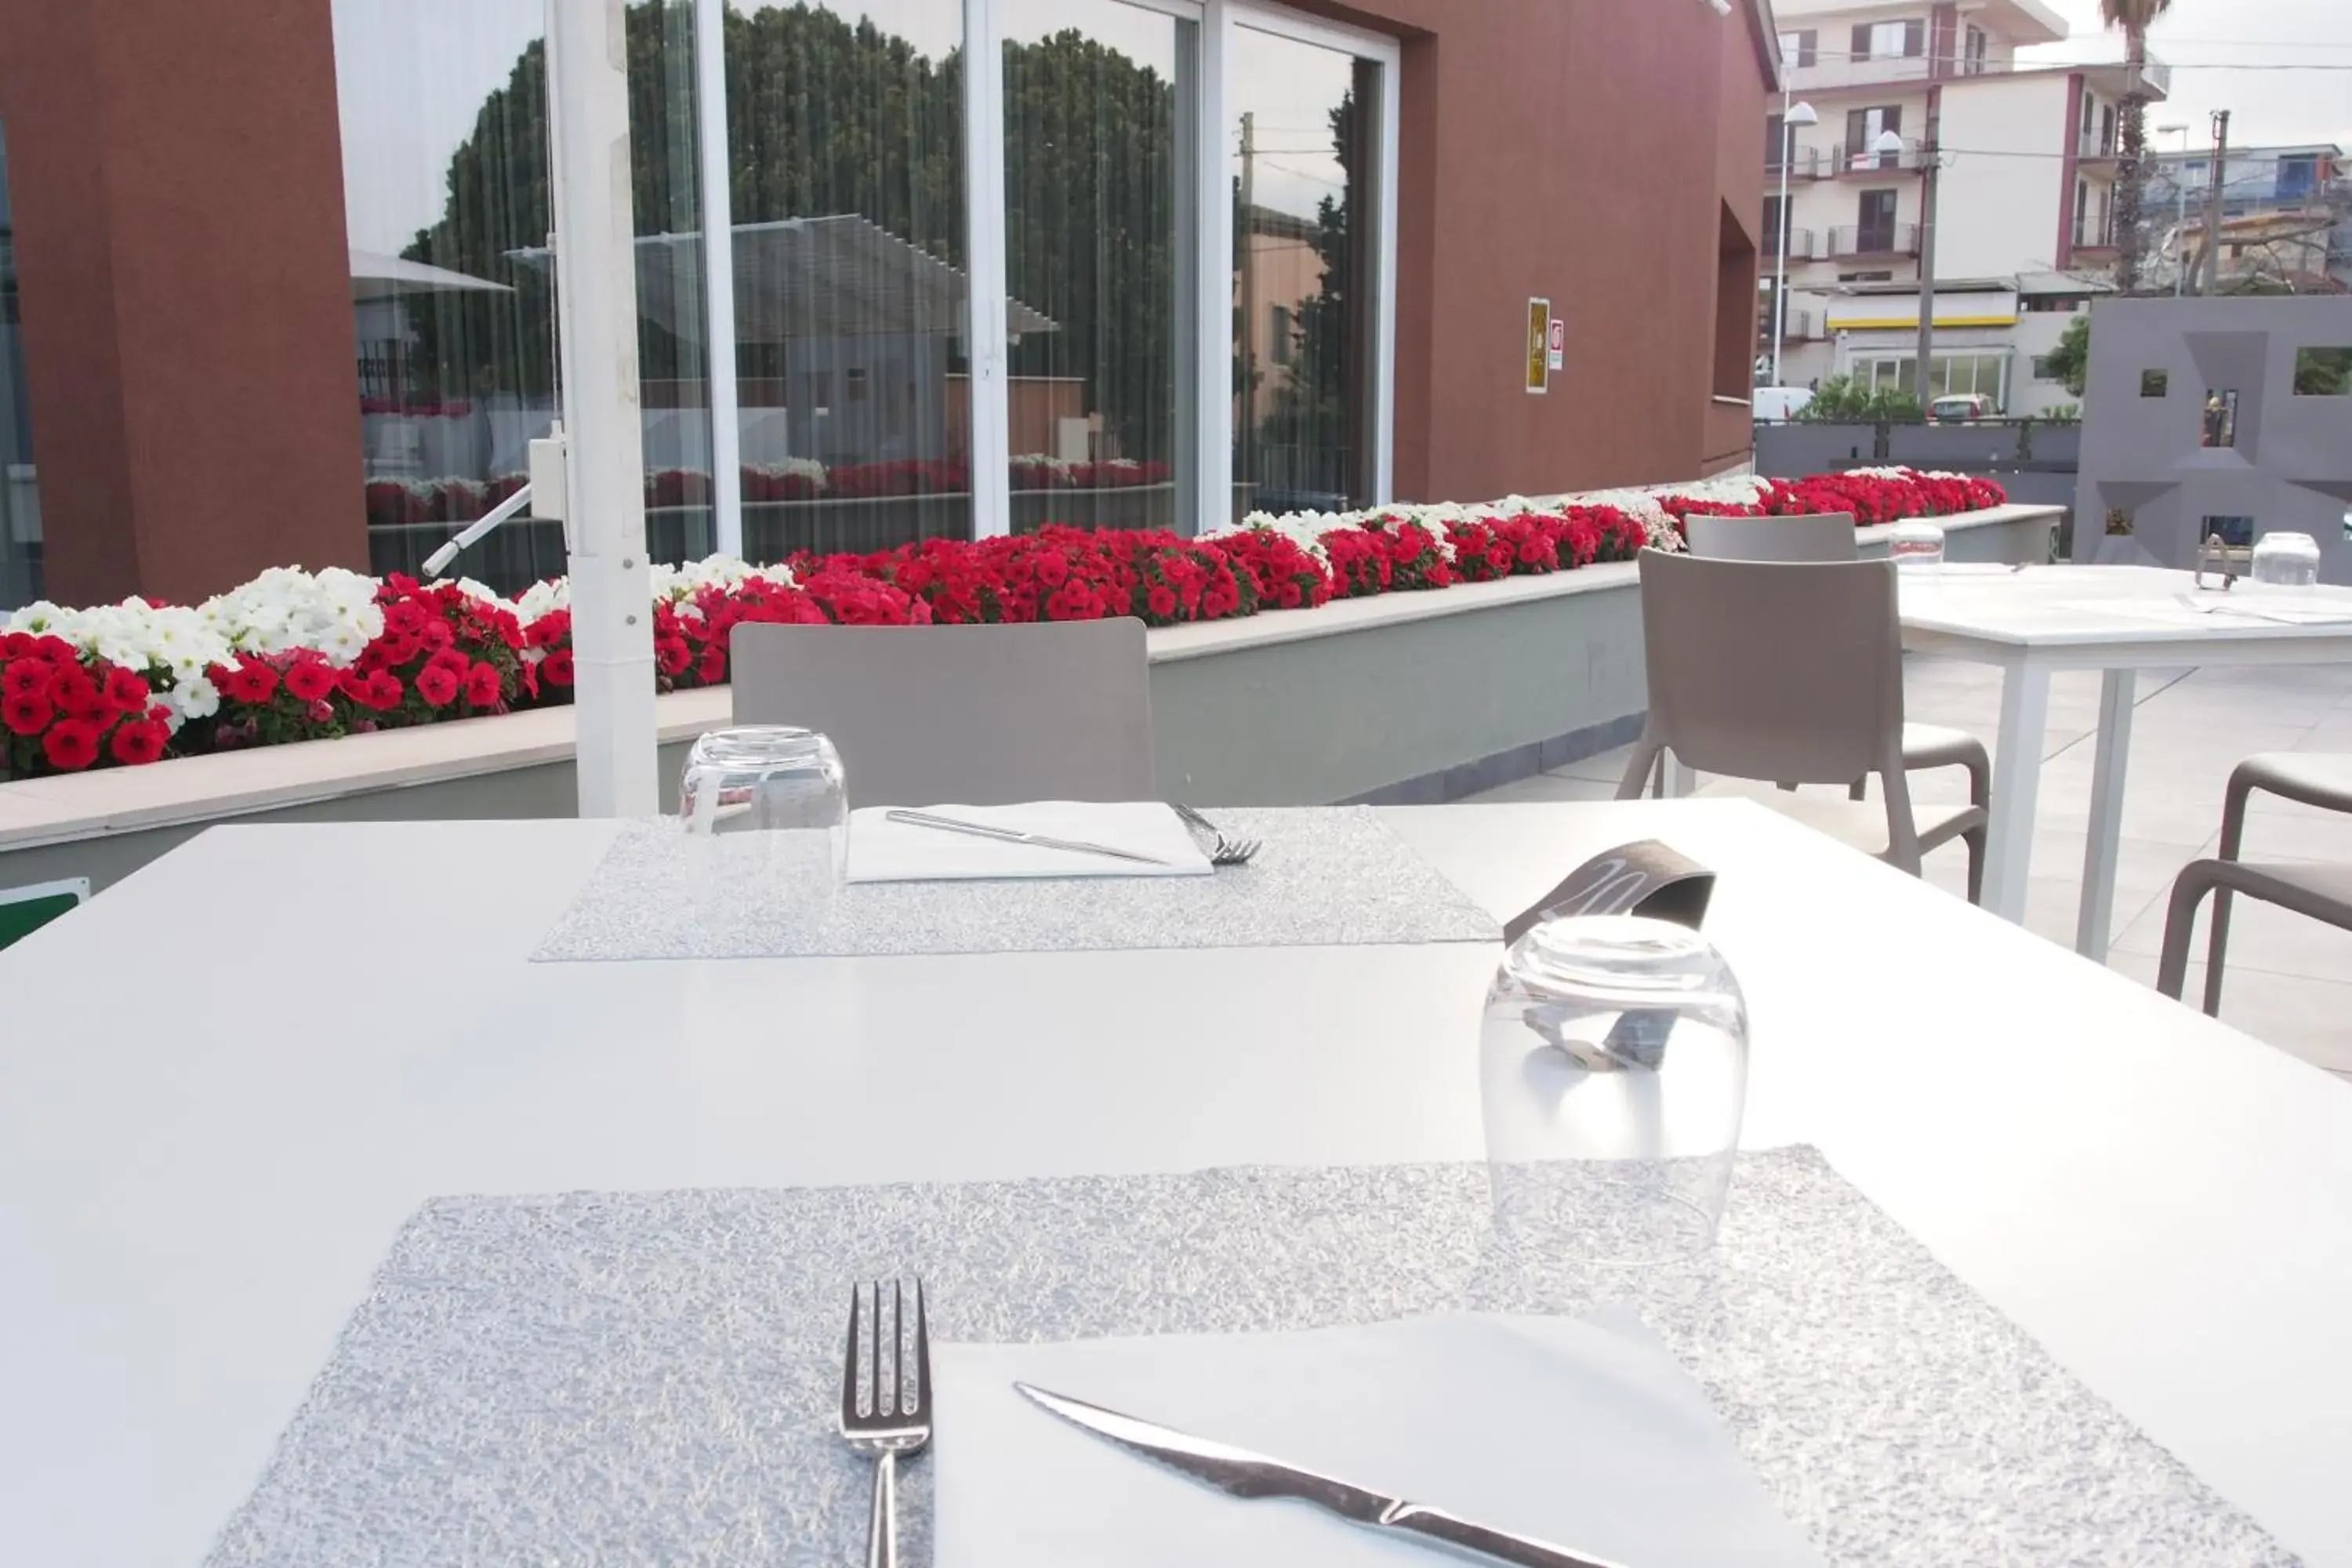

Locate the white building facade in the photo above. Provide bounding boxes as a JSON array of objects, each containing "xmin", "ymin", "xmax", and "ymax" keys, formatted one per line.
[{"xmin": 1763, "ymin": 0, "xmax": 2168, "ymax": 412}]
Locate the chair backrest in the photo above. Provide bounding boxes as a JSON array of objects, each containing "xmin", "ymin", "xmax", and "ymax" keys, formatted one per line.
[
  {"xmin": 1635, "ymin": 550, "xmax": 1904, "ymax": 786},
  {"xmin": 729, "ymin": 619, "xmax": 1156, "ymax": 807},
  {"xmin": 1681, "ymin": 510, "xmax": 1857, "ymax": 563}
]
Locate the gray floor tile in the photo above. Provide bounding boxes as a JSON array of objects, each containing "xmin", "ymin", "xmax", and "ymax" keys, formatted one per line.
[
  {"xmin": 1549, "ymin": 743, "xmax": 1637, "ymax": 785},
  {"xmin": 2105, "ymin": 950, "xmax": 2352, "ymax": 1073},
  {"xmin": 1464, "ymin": 771, "xmax": 1621, "ymax": 804}
]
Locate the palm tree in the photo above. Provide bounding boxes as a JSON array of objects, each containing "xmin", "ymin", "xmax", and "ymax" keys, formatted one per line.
[{"xmin": 2099, "ymin": 0, "xmax": 2173, "ymax": 292}]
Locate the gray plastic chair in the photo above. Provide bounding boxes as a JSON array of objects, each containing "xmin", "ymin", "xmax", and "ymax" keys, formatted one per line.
[
  {"xmin": 730, "ymin": 619, "xmax": 1156, "ymax": 807},
  {"xmin": 1617, "ymin": 550, "xmax": 1986, "ymax": 888},
  {"xmin": 1681, "ymin": 507, "xmax": 1991, "ymax": 823},
  {"xmin": 2158, "ymin": 753, "xmax": 2352, "ymax": 1015}
]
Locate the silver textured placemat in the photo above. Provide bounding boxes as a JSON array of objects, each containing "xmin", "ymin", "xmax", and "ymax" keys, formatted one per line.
[
  {"xmin": 532, "ymin": 806, "xmax": 1501, "ymax": 960},
  {"xmin": 204, "ymin": 1148, "xmax": 2299, "ymax": 1568}
]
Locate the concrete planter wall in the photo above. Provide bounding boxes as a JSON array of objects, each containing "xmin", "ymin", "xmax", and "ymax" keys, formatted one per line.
[{"xmin": 1, "ymin": 505, "xmax": 2057, "ymax": 894}]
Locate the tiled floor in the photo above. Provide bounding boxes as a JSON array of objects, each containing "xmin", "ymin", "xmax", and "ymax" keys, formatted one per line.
[{"xmin": 1469, "ymin": 657, "xmax": 2352, "ymax": 1083}]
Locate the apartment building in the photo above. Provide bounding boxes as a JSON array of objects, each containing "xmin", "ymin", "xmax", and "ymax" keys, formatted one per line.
[{"xmin": 1763, "ymin": 0, "xmax": 2168, "ymax": 407}]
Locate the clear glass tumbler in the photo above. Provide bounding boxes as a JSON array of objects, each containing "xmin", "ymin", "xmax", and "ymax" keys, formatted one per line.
[
  {"xmin": 2250, "ymin": 531, "xmax": 2321, "ymax": 588},
  {"xmin": 1889, "ymin": 517, "xmax": 1946, "ymax": 568},
  {"xmin": 677, "ymin": 727, "xmax": 848, "ymax": 937},
  {"xmin": 1480, "ymin": 915, "xmax": 1749, "ymax": 1267}
]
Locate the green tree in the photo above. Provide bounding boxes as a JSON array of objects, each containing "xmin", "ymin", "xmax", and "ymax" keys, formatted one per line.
[
  {"xmin": 405, "ymin": 4, "xmax": 1196, "ymax": 466},
  {"xmin": 1795, "ymin": 374, "xmax": 1922, "ymax": 423},
  {"xmin": 2044, "ymin": 314, "xmax": 2091, "ymax": 398},
  {"xmin": 1254, "ymin": 86, "xmax": 1359, "ymax": 498}
]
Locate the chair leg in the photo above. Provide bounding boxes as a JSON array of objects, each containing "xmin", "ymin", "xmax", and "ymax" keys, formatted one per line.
[
  {"xmin": 1618, "ymin": 739, "xmax": 1666, "ymax": 802},
  {"xmin": 2157, "ymin": 868, "xmax": 2211, "ymax": 1004},
  {"xmin": 1963, "ymin": 823, "xmax": 1986, "ymax": 906},
  {"xmin": 2202, "ymin": 772, "xmax": 2254, "ymax": 1014},
  {"xmin": 1846, "ymin": 778, "xmax": 1866, "ymax": 801}
]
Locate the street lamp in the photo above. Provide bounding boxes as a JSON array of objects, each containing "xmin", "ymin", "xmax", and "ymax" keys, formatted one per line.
[
  {"xmin": 1875, "ymin": 127, "xmax": 1937, "ymax": 405},
  {"xmin": 2158, "ymin": 124, "xmax": 2191, "ymax": 296},
  {"xmin": 1772, "ymin": 98, "xmax": 1819, "ymax": 387}
]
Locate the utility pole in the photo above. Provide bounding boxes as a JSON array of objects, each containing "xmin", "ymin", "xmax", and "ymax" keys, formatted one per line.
[
  {"xmin": 2199, "ymin": 109, "xmax": 2230, "ymax": 296},
  {"xmin": 1914, "ymin": 91, "xmax": 1941, "ymax": 407},
  {"xmin": 1237, "ymin": 111, "xmax": 1257, "ymax": 485}
]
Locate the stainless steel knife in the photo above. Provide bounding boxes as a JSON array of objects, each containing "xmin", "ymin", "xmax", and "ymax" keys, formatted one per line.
[
  {"xmin": 882, "ymin": 808, "xmax": 1175, "ymax": 867},
  {"xmin": 1014, "ymin": 1382, "xmax": 1629, "ymax": 1568}
]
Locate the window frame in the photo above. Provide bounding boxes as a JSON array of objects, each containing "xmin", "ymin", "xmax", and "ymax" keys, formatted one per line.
[{"xmin": 684, "ymin": 0, "xmax": 1399, "ymax": 543}]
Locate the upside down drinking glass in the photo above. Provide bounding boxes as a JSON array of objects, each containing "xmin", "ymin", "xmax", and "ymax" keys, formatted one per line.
[
  {"xmin": 678, "ymin": 727, "xmax": 848, "ymax": 938},
  {"xmin": 1480, "ymin": 915, "xmax": 1749, "ymax": 1268}
]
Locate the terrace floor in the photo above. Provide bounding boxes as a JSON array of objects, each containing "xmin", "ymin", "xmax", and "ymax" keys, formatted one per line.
[{"xmin": 1470, "ymin": 656, "xmax": 2352, "ymax": 1083}]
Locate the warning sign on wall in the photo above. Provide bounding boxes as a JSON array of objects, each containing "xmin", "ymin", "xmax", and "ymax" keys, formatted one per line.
[{"xmin": 1526, "ymin": 298, "xmax": 1552, "ymax": 394}]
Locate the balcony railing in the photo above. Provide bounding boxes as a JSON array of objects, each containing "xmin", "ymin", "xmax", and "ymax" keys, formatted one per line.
[
  {"xmin": 1828, "ymin": 222, "xmax": 1921, "ymax": 258},
  {"xmin": 1778, "ymin": 142, "xmax": 1926, "ymax": 180},
  {"xmin": 1764, "ymin": 227, "xmax": 1823, "ymax": 261},
  {"xmin": 2078, "ymin": 131, "xmax": 2120, "ymax": 162}
]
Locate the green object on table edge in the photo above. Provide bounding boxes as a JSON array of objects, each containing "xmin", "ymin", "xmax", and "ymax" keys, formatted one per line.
[{"xmin": 0, "ymin": 879, "xmax": 89, "ymax": 951}]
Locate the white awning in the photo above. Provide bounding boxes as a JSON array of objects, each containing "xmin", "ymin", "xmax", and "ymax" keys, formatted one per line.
[{"xmin": 349, "ymin": 249, "xmax": 514, "ymax": 301}]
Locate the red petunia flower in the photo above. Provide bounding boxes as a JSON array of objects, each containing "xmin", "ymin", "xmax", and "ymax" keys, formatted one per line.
[
  {"xmin": 2, "ymin": 688, "xmax": 53, "ymax": 736},
  {"xmin": 218, "ymin": 659, "xmax": 279, "ymax": 704},
  {"xmin": 539, "ymin": 648, "xmax": 575, "ymax": 688},
  {"xmin": 415, "ymin": 664, "xmax": 460, "ymax": 707},
  {"xmin": 283, "ymin": 658, "xmax": 338, "ymax": 705},
  {"xmin": 41, "ymin": 717, "xmax": 102, "ymax": 771},
  {"xmin": 103, "ymin": 666, "xmax": 151, "ymax": 712},
  {"xmin": 463, "ymin": 662, "xmax": 503, "ymax": 709},
  {"xmin": 3, "ymin": 658, "xmax": 51, "ymax": 700},
  {"xmin": 49, "ymin": 665, "xmax": 104, "ymax": 719},
  {"xmin": 108, "ymin": 717, "xmax": 167, "ymax": 766}
]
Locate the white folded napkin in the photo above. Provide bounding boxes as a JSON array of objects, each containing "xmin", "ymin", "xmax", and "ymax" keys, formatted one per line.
[
  {"xmin": 931, "ymin": 1311, "xmax": 1824, "ymax": 1568},
  {"xmin": 846, "ymin": 801, "xmax": 1214, "ymax": 884}
]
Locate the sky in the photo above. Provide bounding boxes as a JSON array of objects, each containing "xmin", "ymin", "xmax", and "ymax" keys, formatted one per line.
[{"xmin": 2023, "ymin": 0, "xmax": 2352, "ymax": 152}]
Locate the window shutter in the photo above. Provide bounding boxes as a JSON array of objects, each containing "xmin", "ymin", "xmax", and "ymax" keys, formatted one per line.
[
  {"xmin": 1851, "ymin": 23, "xmax": 1872, "ymax": 61},
  {"xmin": 1904, "ymin": 20, "xmax": 1926, "ymax": 56}
]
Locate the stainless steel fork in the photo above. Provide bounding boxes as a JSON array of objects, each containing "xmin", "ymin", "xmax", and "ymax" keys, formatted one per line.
[
  {"xmin": 839, "ymin": 1279, "xmax": 931, "ymax": 1568},
  {"xmin": 1172, "ymin": 804, "xmax": 1261, "ymax": 866}
]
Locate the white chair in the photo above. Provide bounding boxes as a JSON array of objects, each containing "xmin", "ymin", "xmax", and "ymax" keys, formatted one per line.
[
  {"xmin": 1681, "ymin": 507, "xmax": 1991, "ymax": 866},
  {"xmin": 1619, "ymin": 550, "xmax": 1986, "ymax": 895},
  {"xmin": 729, "ymin": 619, "xmax": 1156, "ymax": 807}
]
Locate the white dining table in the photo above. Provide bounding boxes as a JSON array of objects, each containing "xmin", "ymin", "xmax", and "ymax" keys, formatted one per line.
[
  {"xmin": 1893, "ymin": 564, "xmax": 2352, "ymax": 956},
  {"xmin": 2, "ymin": 804, "xmax": 2348, "ymax": 1566}
]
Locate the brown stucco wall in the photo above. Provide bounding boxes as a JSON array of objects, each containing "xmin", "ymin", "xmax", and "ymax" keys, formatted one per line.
[
  {"xmin": 1296, "ymin": 0, "xmax": 1772, "ymax": 501},
  {"xmin": 0, "ymin": 0, "xmax": 365, "ymax": 607}
]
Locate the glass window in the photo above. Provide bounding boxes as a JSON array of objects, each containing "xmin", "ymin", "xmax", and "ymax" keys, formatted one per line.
[
  {"xmin": 333, "ymin": 0, "xmax": 708, "ymax": 591},
  {"xmin": 1002, "ymin": 0, "xmax": 1193, "ymax": 532},
  {"xmin": 726, "ymin": 0, "xmax": 967, "ymax": 557},
  {"xmin": 1, "ymin": 119, "xmax": 40, "ymax": 610},
  {"xmin": 1232, "ymin": 24, "xmax": 1381, "ymax": 519},
  {"xmin": 1777, "ymin": 30, "xmax": 1817, "ymax": 69},
  {"xmin": 2293, "ymin": 347, "xmax": 2352, "ymax": 396}
]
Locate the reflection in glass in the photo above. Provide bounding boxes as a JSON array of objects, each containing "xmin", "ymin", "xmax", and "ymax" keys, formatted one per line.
[
  {"xmin": 1231, "ymin": 27, "xmax": 1376, "ymax": 519},
  {"xmin": 724, "ymin": 0, "xmax": 969, "ymax": 557},
  {"xmin": 1002, "ymin": 0, "xmax": 1192, "ymax": 532},
  {"xmin": 332, "ymin": 0, "xmax": 710, "ymax": 592},
  {"xmin": 0, "ymin": 120, "xmax": 39, "ymax": 610}
]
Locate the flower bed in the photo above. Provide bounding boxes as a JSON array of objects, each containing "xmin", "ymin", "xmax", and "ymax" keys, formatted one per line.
[{"xmin": 5, "ymin": 468, "xmax": 2003, "ymax": 781}]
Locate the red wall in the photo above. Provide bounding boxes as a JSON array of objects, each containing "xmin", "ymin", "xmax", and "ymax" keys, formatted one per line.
[
  {"xmin": 1302, "ymin": 0, "xmax": 1772, "ymax": 499},
  {"xmin": 0, "ymin": 0, "xmax": 366, "ymax": 606}
]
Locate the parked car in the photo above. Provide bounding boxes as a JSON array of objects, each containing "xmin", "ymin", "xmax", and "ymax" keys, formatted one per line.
[
  {"xmin": 1929, "ymin": 394, "xmax": 1996, "ymax": 423},
  {"xmin": 1753, "ymin": 387, "xmax": 1815, "ymax": 422}
]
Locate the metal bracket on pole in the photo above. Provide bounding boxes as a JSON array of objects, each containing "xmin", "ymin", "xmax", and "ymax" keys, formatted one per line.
[{"xmin": 547, "ymin": 0, "xmax": 659, "ymax": 818}]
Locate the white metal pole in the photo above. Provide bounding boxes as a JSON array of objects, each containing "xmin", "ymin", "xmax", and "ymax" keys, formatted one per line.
[
  {"xmin": 1773, "ymin": 92, "xmax": 1794, "ymax": 387},
  {"xmin": 1197, "ymin": 1, "xmax": 1232, "ymax": 528},
  {"xmin": 695, "ymin": 0, "xmax": 743, "ymax": 558},
  {"xmin": 963, "ymin": 0, "xmax": 1011, "ymax": 538},
  {"xmin": 548, "ymin": 0, "xmax": 659, "ymax": 818}
]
